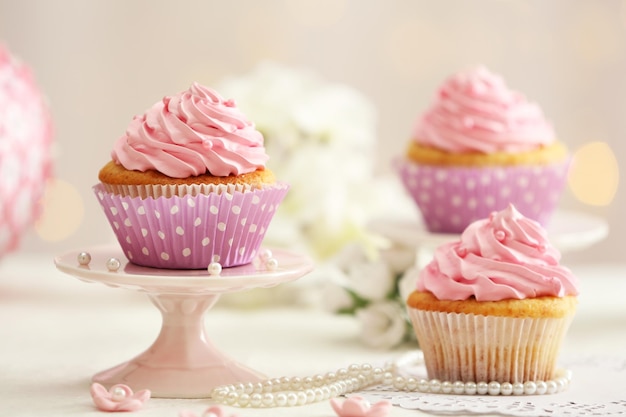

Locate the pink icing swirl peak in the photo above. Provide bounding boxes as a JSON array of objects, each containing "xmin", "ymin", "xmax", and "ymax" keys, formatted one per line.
[
  {"xmin": 413, "ymin": 66, "xmax": 555, "ymax": 153},
  {"xmin": 417, "ymin": 204, "xmax": 578, "ymax": 301},
  {"xmin": 112, "ymin": 82, "xmax": 268, "ymax": 178}
]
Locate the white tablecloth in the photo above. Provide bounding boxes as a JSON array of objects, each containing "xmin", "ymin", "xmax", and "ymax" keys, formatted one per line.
[{"xmin": 1, "ymin": 253, "xmax": 624, "ymax": 417}]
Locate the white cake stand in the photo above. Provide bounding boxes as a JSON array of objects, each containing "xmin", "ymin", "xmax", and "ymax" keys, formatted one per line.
[
  {"xmin": 54, "ymin": 245, "xmax": 314, "ymax": 399},
  {"xmin": 369, "ymin": 209, "xmax": 609, "ymax": 267}
]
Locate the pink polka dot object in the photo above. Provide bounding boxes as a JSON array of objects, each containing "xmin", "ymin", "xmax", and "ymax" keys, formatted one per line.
[
  {"xmin": 397, "ymin": 159, "xmax": 569, "ymax": 234},
  {"xmin": 0, "ymin": 44, "xmax": 54, "ymax": 257}
]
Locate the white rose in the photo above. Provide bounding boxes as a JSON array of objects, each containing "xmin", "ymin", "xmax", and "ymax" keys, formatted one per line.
[
  {"xmin": 398, "ymin": 265, "xmax": 421, "ymax": 303},
  {"xmin": 346, "ymin": 260, "xmax": 394, "ymax": 302},
  {"xmin": 356, "ymin": 301, "xmax": 407, "ymax": 349},
  {"xmin": 380, "ymin": 245, "xmax": 416, "ymax": 275}
]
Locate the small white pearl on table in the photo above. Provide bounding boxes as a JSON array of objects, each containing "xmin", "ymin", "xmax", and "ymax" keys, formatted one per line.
[
  {"xmin": 259, "ymin": 249, "xmax": 272, "ymax": 262},
  {"xmin": 207, "ymin": 262, "xmax": 222, "ymax": 276},
  {"xmin": 106, "ymin": 257, "xmax": 121, "ymax": 272},
  {"xmin": 488, "ymin": 381, "xmax": 501, "ymax": 395},
  {"xmin": 77, "ymin": 251, "xmax": 91, "ymax": 266},
  {"xmin": 110, "ymin": 386, "xmax": 126, "ymax": 402},
  {"xmin": 500, "ymin": 382, "xmax": 513, "ymax": 395}
]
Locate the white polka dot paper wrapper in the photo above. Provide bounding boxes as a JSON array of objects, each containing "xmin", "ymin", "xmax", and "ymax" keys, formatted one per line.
[
  {"xmin": 94, "ymin": 182, "xmax": 289, "ymax": 269},
  {"xmin": 397, "ymin": 159, "xmax": 569, "ymax": 234}
]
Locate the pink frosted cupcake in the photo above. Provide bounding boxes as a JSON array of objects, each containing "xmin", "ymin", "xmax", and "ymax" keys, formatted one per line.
[
  {"xmin": 398, "ymin": 66, "xmax": 570, "ymax": 234},
  {"xmin": 407, "ymin": 204, "xmax": 578, "ymax": 385},
  {"xmin": 95, "ymin": 83, "xmax": 288, "ymax": 269}
]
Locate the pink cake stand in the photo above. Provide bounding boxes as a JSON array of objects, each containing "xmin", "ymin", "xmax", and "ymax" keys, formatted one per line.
[{"xmin": 54, "ymin": 244, "xmax": 314, "ymax": 398}]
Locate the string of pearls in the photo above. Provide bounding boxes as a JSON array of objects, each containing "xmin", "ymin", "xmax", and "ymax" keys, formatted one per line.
[{"xmin": 210, "ymin": 353, "xmax": 572, "ymax": 408}]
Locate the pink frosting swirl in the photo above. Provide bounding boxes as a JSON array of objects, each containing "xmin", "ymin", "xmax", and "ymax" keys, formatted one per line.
[
  {"xmin": 413, "ymin": 66, "xmax": 555, "ymax": 153},
  {"xmin": 112, "ymin": 83, "xmax": 268, "ymax": 178},
  {"xmin": 417, "ymin": 204, "xmax": 578, "ymax": 301}
]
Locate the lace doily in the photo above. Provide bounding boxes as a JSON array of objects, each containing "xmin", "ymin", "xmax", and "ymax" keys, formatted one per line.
[{"xmin": 356, "ymin": 354, "xmax": 626, "ymax": 416}]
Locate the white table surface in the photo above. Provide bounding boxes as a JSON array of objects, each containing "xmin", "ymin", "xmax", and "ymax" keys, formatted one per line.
[{"xmin": 1, "ymin": 252, "xmax": 625, "ymax": 417}]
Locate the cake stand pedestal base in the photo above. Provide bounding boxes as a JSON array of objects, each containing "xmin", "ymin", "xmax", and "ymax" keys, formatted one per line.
[
  {"xmin": 54, "ymin": 245, "xmax": 314, "ymax": 399},
  {"xmin": 93, "ymin": 293, "xmax": 263, "ymax": 398}
]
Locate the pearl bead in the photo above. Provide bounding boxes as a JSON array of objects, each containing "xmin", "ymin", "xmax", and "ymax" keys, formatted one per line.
[
  {"xmin": 275, "ymin": 393, "xmax": 287, "ymax": 407},
  {"xmin": 77, "ymin": 251, "xmax": 91, "ymax": 266},
  {"xmin": 476, "ymin": 381, "xmax": 489, "ymax": 395},
  {"xmin": 290, "ymin": 377, "xmax": 301, "ymax": 390},
  {"xmin": 453, "ymin": 381, "xmax": 465, "ymax": 394},
  {"xmin": 238, "ymin": 393, "xmax": 249, "ymax": 407},
  {"xmin": 314, "ymin": 388, "xmax": 323, "ymax": 402},
  {"xmin": 250, "ymin": 393, "xmax": 262, "ymax": 407},
  {"xmin": 488, "ymin": 381, "xmax": 501, "ymax": 395},
  {"xmin": 536, "ymin": 381, "xmax": 548, "ymax": 395},
  {"xmin": 305, "ymin": 389, "xmax": 315, "ymax": 404},
  {"xmin": 406, "ymin": 377, "xmax": 418, "ymax": 391},
  {"xmin": 464, "ymin": 381, "xmax": 477, "ymax": 395},
  {"xmin": 512, "ymin": 382, "xmax": 525, "ymax": 395},
  {"xmin": 429, "ymin": 379, "xmax": 442, "ymax": 393},
  {"xmin": 106, "ymin": 257, "xmax": 121, "ymax": 272},
  {"xmin": 441, "ymin": 381, "xmax": 453, "ymax": 394},
  {"xmin": 110, "ymin": 386, "xmax": 126, "ymax": 402},
  {"xmin": 259, "ymin": 249, "xmax": 272, "ymax": 262},
  {"xmin": 261, "ymin": 393, "xmax": 274, "ymax": 407},
  {"xmin": 546, "ymin": 380, "xmax": 558, "ymax": 394},
  {"xmin": 286, "ymin": 392, "xmax": 298, "ymax": 406},
  {"xmin": 225, "ymin": 392, "xmax": 238, "ymax": 405},
  {"xmin": 265, "ymin": 258, "xmax": 279, "ymax": 270},
  {"xmin": 296, "ymin": 391, "xmax": 307, "ymax": 406},
  {"xmin": 208, "ymin": 262, "xmax": 222, "ymax": 276},
  {"xmin": 523, "ymin": 381, "xmax": 537, "ymax": 395},
  {"xmin": 418, "ymin": 379, "xmax": 430, "ymax": 392},
  {"xmin": 500, "ymin": 382, "xmax": 513, "ymax": 395},
  {"xmin": 348, "ymin": 364, "xmax": 361, "ymax": 375},
  {"xmin": 361, "ymin": 363, "xmax": 372, "ymax": 375}
]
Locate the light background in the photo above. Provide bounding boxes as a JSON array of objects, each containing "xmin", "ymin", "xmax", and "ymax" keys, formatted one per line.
[{"xmin": 0, "ymin": 0, "xmax": 623, "ymax": 264}]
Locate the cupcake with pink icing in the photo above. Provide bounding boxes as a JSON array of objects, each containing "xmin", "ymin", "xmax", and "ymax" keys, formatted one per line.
[
  {"xmin": 406, "ymin": 204, "xmax": 578, "ymax": 385},
  {"xmin": 95, "ymin": 82, "xmax": 288, "ymax": 269},
  {"xmin": 398, "ymin": 66, "xmax": 570, "ymax": 233}
]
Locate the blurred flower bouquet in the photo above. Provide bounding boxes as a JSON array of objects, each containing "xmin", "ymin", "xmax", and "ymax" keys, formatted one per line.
[
  {"xmin": 218, "ymin": 62, "xmax": 417, "ymax": 348},
  {"xmin": 322, "ymin": 242, "xmax": 421, "ymax": 349}
]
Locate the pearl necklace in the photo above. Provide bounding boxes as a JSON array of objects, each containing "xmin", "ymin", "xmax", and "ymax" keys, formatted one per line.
[{"xmin": 210, "ymin": 352, "xmax": 572, "ymax": 408}]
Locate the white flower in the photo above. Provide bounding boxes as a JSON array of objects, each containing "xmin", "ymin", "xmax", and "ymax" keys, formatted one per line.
[
  {"xmin": 398, "ymin": 265, "xmax": 420, "ymax": 303},
  {"xmin": 356, "ymin": 301, "xmax": 407, "ymax": 349},
  {"xmin": 217, "ymin": 62, "xmax": 398, "ymax": 262},
  {"xmin": 379, "ymin": 245, "xmax": 416, "ymax": 276}
]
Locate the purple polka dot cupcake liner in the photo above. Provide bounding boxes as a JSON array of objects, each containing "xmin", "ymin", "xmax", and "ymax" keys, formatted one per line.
[
  {"xmin": 94, "ymin": 182, "xmax": 289, "ymax": 269},
  {"xmin": 397, "ymin": 159, "xmax": 570, "ymax": 234}
]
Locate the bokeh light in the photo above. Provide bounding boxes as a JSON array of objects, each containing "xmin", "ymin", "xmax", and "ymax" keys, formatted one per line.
[
  {"xmin": 568, "ymin": 141, "xmax": 619, "ymax": 206},
  {"xmin": 35, "ymin": 178, "xmax": 84, "ymax": 242}
]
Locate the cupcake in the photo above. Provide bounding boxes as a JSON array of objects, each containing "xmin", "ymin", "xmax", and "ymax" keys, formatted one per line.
[
  {"xmin": 95, "ymin": 82, "xmax": 289, "ymax": 269},
  {"xmin": 398, "ymin": 66, "xmax": 570, "ymax": 234},
  {"xmin": 406, "ymin": 204, "xmax": 578, "ymax": 384}
]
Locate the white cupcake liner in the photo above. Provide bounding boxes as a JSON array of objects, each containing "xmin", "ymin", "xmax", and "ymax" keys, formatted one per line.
[
  {"xmin": 93, "ymin": 182, "xmax": 289, "ymax": 269},
  {"xmin": 408, "ymin": 308, "xmax": 574, "ymax": 383}
]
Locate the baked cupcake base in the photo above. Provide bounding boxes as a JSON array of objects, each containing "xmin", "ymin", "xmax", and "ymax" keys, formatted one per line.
[{"xmin": 407, "ymin": 291, "xmax": 576, "ymax": 383}]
